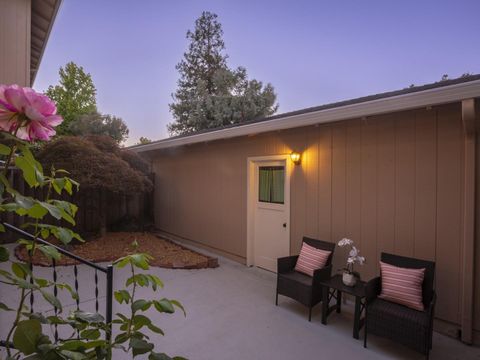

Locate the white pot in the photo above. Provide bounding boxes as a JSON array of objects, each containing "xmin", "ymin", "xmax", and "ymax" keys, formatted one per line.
[{"xmin": 342, "ymin": 272, "xmax": 357, "ymax": 287}]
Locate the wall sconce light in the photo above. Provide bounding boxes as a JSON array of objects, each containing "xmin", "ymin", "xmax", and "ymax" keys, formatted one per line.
[{"xmin": 290, "ymin": 151, "xmax": 301, "ymax": 165}]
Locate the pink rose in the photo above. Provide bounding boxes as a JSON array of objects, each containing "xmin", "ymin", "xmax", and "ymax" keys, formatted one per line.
[{"xmin": 0, "ymin": 84, "xmax": 62, "ymax": 141}]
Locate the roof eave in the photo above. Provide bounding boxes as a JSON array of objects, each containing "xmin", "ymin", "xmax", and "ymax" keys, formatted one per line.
[
  {"xmin": 132, "ymin": 79, "xmax": 480, "ymax": 153},
  {"xmin": 30, "ymin": 0, "xmax": 62, "ymax": 86}
]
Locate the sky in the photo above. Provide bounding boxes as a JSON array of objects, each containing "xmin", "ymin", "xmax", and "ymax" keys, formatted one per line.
[{"xmin": 34, "ymin": 0, "xmax": 480, "ymax": 145}]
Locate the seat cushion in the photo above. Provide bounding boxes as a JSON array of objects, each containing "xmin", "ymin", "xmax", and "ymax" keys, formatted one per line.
[
  {"xmin": 378, "ymin": 261, "xmax": 425, "ymax": 311},
  {"xmin": 294, "ymin": 242, "xmax": 331, "ymax": 276},
  {"xmin": 278, "ymin": 270, "xmax": 313, "ymax": 286},
  {"xmin": 369, "ymin": 298, "xmax": 429, "ymax": 326}
]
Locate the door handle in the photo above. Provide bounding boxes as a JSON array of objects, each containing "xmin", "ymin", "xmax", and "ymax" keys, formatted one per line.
[{"xmin": 283, "ymin": 223, "xmax": 287, "ymax": 228}]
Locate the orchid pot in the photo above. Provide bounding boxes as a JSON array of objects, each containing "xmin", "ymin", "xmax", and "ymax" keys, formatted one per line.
[
  {"xmin": 342, "ymin": 272, "xmax": 357, "ymax": 287},
  {"xmin": 337, "ymin": 238, "xmax": 365, "ymax": 287}
]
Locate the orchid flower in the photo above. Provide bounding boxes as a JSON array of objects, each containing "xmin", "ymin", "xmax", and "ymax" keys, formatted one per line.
[
  {"xmin": 0, "ymin": 84, "xmax": 62, "ymax": 141},
  {"xmin": 337, "ymin": 238, "xmax": 365, "ymax": 273}
]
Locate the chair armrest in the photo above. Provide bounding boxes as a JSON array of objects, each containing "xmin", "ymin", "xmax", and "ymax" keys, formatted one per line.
[
  {"xmin": 365, "ymin": 276, "xmax": 381, "ymax": 304},
  {"xmin": 277, "ymin": 255, "xmax": 298, "ymax": 274},
  {"xmin": 427, "ymin": 291, "xmax": 437, "ymax": 317},
  {"xmin": 313, "ymin": 264, "xmax": 332, "ymax": 285}
]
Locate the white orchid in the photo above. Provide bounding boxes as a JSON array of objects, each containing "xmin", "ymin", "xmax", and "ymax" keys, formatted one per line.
[
  {"xmin": 337, "ymin": 238, "xmax": 365, "ymax": 274},
  {"xmin": 338, "ymin": 238, "xmax": 353, "ymax": 247}
]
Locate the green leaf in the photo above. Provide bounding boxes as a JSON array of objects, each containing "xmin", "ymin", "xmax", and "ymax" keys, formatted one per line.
[
  {"xmin": 130, "ymin": 254, "xmax": 152, "ymax": 270},
  {"xmin": 132, "ymin": 299, "xmax": 151, "ymax": 312},
  {"xmin": 153, "ymin": 299, "xmax": 175, "ymax": 314},
  {"xmin": 34, "ymin": 277, "xmax": 49, "ymax": 287},
  {"xmin": 114, "ymin": 256, "xmax": 131, "ymax": 269},
  {"xmin": 40, "ymin": 289, "xmax": 62, "ymax": 312},
  {"xmin": 13, "ymin": 319, "xmax": 42, "ymax": 355},
  {"xmin": 80, "ymin": 328, "xmax": 101, "ymax": 340},
  {"xmin": 0, "ymin": 246, "xmax": 9, "ymax": 262},
  {"xmin": 149, "ymin": 353, "xmax": 173, "ymax": 360},
  {"xmin": 114, "ymin": 332, "xmax": 129, "ymax": 344},
  {"xmin": 0, "ymin": 223, "xmax": 5, "ymax": 232},
  {"xmin": 38, "ymin": 245, "xmax": 61, "ymax": 261},
  {"xmin": 59, "ymin": 350, "xmax": 87, "ymax": 360},
  {"xmin": 147, "ymin": 323, "xmax": 164, "ymax": 335},
  {"xmin": 130, "ymin": 337, "xmax": 153, "ymax": 357},
  {"xmin": 0, "ymin": 301, "xmax": 14, "ymax": 311},
  {"xmin": 126, "ymin": 274, "xmax": 150, "ymax": 287},
  {"xmin": 52, "ymin": 178, "xmax": 66, "ymax": 195},
  {"xmin": 147, "ymin": 275, "xmax": 164, "ymax": 291},
  {"xmin": 38, "ymin": 201, "xmax": 62, "ymax": 220},
  {"xmin": 0, "ymin": 143, "xmax": 11, "ymax": 155},
  {"xmin": 25, "ymin": 203, "xmax": 48, "ymax": 219},
  {"xmin": 132, "ymin": 314, "xmax": 151, "ymax": 330},
  {"xmin": 12, "ymin": 262, "xmax": 30, "ymax": 279},
  {"xmin": 15, "ymin": 156, "xmax": 40, "ymax": 187},
  {"xmin": 74, "ymin": 311, "xmax": 105, "ymax": 323},
  {"xmin": 114, "ymin": 290, "xmax": 131, "ymax": 304},
  {"xmin": 58, "ymin": 283, "xmax": 79, "ymax": 300},
  {"xmin": 170, "ymin": 300, "xmax": 186, "ymax": 317}
]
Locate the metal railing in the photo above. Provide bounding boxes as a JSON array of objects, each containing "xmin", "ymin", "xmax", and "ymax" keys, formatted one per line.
[{"xmin": 0, "ymin": 222, "xmax": 113, "ymax": 347}]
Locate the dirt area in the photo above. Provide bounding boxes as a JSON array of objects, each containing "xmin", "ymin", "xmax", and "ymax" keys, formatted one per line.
[{"xmin": 15, "ymin": 232, "xmax": 218, "ymax": 269}]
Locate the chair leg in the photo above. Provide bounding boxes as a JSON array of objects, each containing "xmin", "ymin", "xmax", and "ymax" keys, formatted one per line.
[
  {"xmin": 308, "ymin": 307, "xmax": 312, "ymax": 322},
  {"xmin": 275, "ymin": 291, "xmax": 278, "ymax": 306},
  {"xmin": 364, "ymin": 318, "xmax": 367, "ymax": 348}
]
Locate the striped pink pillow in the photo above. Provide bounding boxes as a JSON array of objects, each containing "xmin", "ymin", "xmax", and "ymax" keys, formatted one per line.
[
  {"xmin": 294, "ymin": 242, "xmax": 331, "ymax": 277},
  {"xmin": 378, "ymin": 261, "xmax": 426, "ymax": 311}
]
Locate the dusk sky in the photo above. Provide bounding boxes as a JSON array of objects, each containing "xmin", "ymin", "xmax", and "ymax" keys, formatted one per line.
[{"xmin": 34, "ymin": 0, "xmax": 480, "ymax": 145}]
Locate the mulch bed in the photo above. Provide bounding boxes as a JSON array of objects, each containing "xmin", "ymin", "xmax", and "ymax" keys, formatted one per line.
[{"xmin": 15, "ymin": 232, "xmax": 218, "ymax": 269}]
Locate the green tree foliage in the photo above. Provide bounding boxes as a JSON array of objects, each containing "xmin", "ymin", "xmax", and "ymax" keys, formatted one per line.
[
  {"xmin": 168, "ymin": 11, "xmax": 278, "ymax": 136},
  {"xmin": 37, "ymin": 135, "xmax": 152, "ymax": 235},
  {"xmin": 45, "ymin": 62, "xmax": 97, "ymax": 135},
  {"xmin": 137, "ymin": 136, "xmax": 152, "ymax": 145},
  {"xmin": 69, "ymin": 112, "xmax": 129, "ymax": 143}
]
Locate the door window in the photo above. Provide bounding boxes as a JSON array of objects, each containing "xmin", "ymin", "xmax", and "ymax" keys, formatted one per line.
[{"xmin": 258, "ymin": 166, "xmax": 284, "ymax": 204}]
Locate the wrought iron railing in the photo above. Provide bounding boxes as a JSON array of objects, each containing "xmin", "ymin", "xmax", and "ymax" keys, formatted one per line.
[{"xmin": 0, "ymin": 222, "xmax": 113, "ymax": 347}]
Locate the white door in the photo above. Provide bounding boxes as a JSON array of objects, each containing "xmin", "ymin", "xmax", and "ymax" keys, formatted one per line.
[{"xmin": 253, "ymin": 160, "xmax": 290, "ymax": 272}]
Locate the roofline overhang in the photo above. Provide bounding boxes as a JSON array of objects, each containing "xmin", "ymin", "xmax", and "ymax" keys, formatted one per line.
[
  {"xmin": 30, "ymin": 0, "xmax": 63, "ymax": 86},
  {"xmin": 132, "ymin": 79, "xmax": 480, "ymax": 153}
]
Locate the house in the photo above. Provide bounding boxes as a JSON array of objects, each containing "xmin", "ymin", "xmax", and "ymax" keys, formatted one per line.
[
  {"xmin": 133, "ymin": 76, "xmax": 480, "ymax": 344},
  {"xmin": 0, "ymin": 0, "xmax": 61, "ymax": 87}
]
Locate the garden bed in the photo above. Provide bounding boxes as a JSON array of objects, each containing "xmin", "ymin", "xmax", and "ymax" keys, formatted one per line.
[{"xmin": 15, "ymin": 232, "xmax": 218, "ymax": 269}]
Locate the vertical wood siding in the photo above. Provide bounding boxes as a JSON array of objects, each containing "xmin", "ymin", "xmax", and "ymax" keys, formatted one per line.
[
  {"xmin": 151, "ymin": 103, "xmax": 476, "ymax": 331},
  {"xmin": 0, "ymin": 0, "xmax": 31, "ymax": 86}
]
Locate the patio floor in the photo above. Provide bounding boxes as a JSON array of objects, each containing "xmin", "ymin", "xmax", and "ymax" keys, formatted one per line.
[{"xmin": 1, "ymin": 243, "xmax": 479, "ymax": 359}]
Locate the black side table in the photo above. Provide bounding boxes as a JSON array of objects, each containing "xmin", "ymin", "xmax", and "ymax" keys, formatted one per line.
[{"xmin": 319, "ymin": 274, "xmax": 366, "ymax": 339}]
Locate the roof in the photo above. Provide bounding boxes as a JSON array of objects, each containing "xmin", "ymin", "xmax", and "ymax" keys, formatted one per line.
[
  {"xmin": 31, "ymin": 0, "xmax": 62, "ymax": 86},
  {"xmin": 132, "ymin": 74, "xmax": 480, "ymax": 153}
]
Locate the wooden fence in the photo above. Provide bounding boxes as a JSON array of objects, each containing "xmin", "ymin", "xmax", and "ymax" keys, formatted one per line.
[{"xmin": 1, "ymin": 169, "xmax": 154, "ymax": 242}]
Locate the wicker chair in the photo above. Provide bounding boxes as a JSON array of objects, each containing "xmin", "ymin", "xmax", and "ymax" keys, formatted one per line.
[
  {"xmin": 364, "ymin": 252, "xmax": 436, "ymax": 359},
  {"xmin": 275, "ymin": 237, "xmax": 335, "ymax": 321}
]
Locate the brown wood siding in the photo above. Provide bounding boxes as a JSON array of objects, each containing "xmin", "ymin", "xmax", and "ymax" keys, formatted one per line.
[
  {"xmin": 0, "ymin": 0, "xmax": 31, "ymax": 86},
  {"xmin": 151, "ymin": 103, "xmax": 476, "ymax": 331}
]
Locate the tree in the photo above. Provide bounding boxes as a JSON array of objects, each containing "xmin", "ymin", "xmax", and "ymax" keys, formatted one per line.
[
  {"xmin": 68, "ymin": 112, "xmax": 129, "ymax": 143},
  {"xmin": 45, "ymin": 62, "xmax": 97, "ymax": 135},
  {"xmin": 137, "ymin": 137, "xmax": 152, "ymax": 145},
  {"xmin": 168, "ymin": 11, "xmax": 278, "ymax": 136},
  {"xmin": 37, "ymin": 136, "xmax": 152, "ymax": 235}
]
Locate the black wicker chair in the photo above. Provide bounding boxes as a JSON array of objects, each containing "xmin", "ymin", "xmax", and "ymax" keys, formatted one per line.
[
  {"xmin": 275, "ymin": 237, "xmax": 335, "ymax": 321},
  {"xmin": 364, "ymin": 252, "xmax": 436, "ymax": 359}
]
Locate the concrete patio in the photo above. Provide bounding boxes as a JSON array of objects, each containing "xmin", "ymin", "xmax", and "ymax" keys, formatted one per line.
[{"xmin": 0, "ymin": 243, "xmax": 478, "ymax": 360}]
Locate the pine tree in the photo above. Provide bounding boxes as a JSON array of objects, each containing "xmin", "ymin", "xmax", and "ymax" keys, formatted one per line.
[
  {"xmin": 168, "ymin": 12, "xmax": 278, "ymax": 136},
  {"xmin": 45, "ymin": 62, "xmax": 97, "ymax": 135}
]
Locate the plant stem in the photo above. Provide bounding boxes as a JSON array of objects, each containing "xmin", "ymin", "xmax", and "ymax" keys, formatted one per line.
[
  {"xmin": 126, "ymin": 262, "xmax": 137, "ymax": 339},
  {"xmin": 5, "ymin": 288, "xmax": 27, "ymax": 356}
]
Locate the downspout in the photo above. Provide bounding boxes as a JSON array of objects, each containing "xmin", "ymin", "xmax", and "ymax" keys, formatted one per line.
[{"xmin": 461, "ymin": 98, "xmax": 476, "ymax": 344}]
